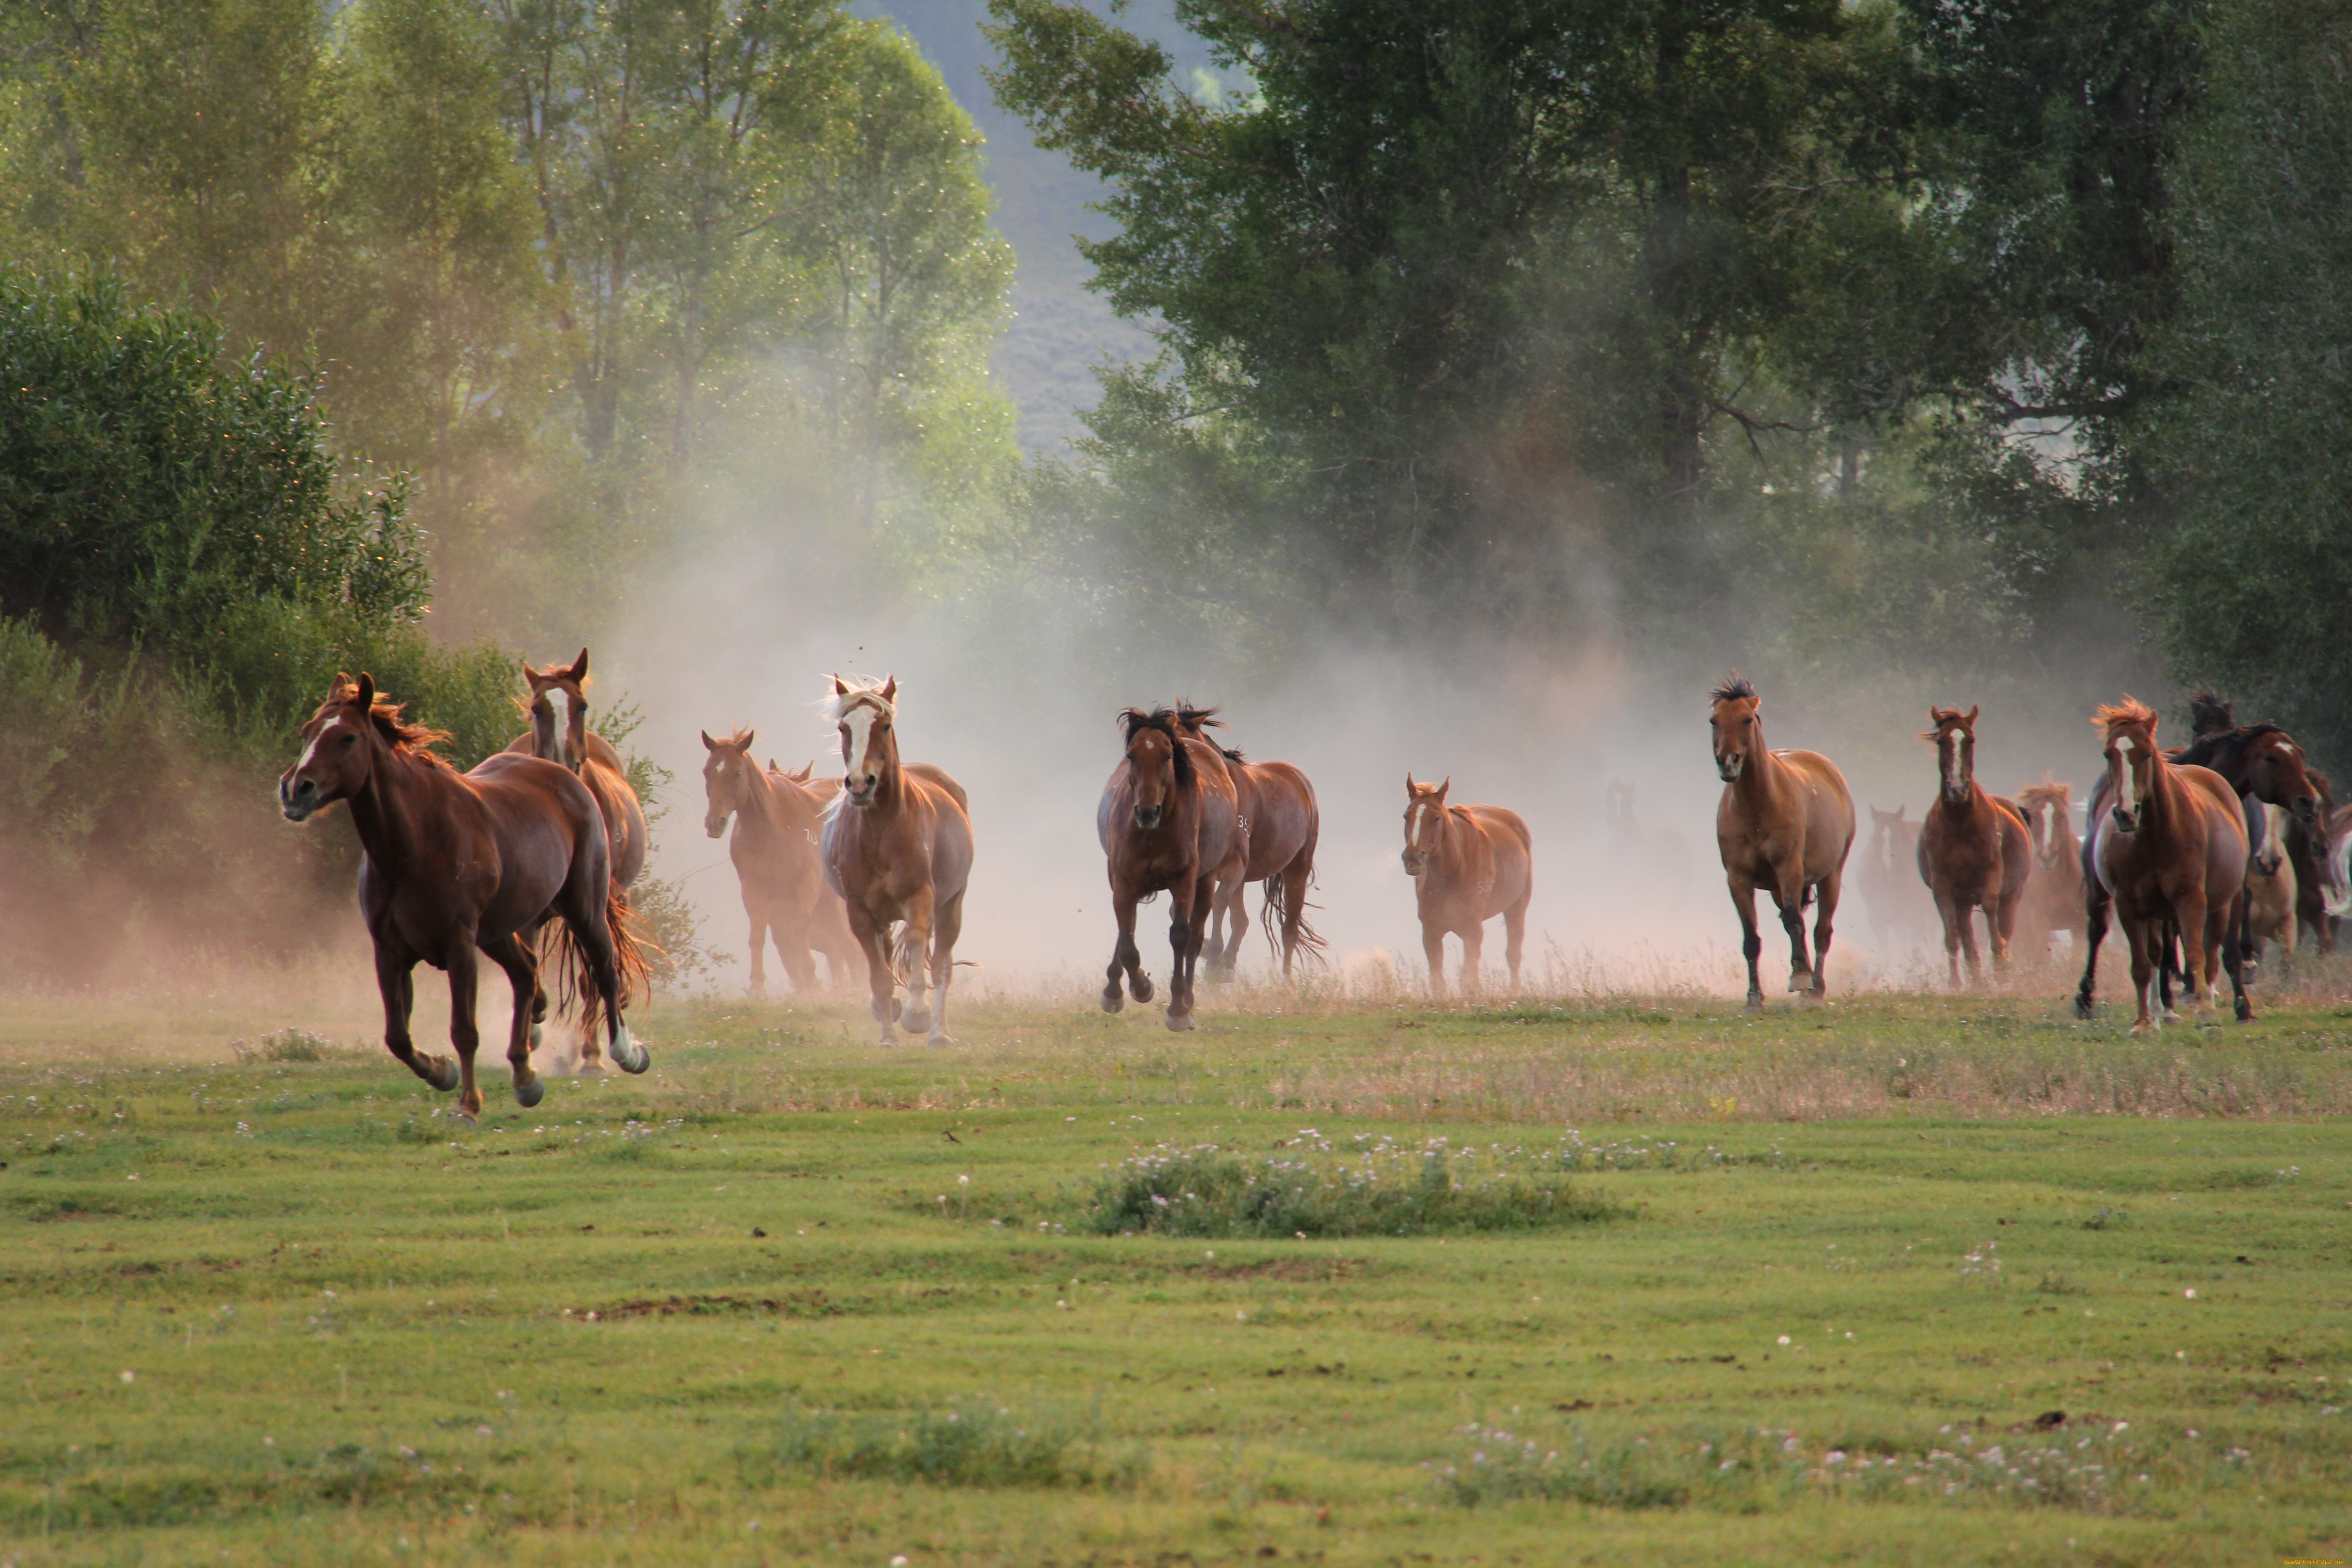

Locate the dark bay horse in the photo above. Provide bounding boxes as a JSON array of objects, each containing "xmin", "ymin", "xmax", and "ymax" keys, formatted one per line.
[
  {"xmin": 1400, "ymin": 775, "xmax": 1531, "ymax": 996},
  {"xmin": 2014, "ymin": 778, "xmax": 2087, "ymax": 958},
  {"xmin": 1099, "ymin": 706, "xmax": 1242, "ymax": 1029},
  {"xmin": 1916, "ymin": 706, "xmax": 2031, "ymax": 987},
  {"xmin": 1171, "ymin": 705, "xmax": 1324, "ymax": 978},
  {"xmin": 279, "ymin": 674, "xmax": 648, "ymax": 1119},
  {"xmin": 820, "ymin": 677, "xmax": 973, "ymax": 1046},
  {"xmin": 1709, "ymin": 673, "xmax": 1855, "ymax": 1010},
  {"xmin": 701, "ymin": 729, "xmax": 860, "ymax": 996},
  {"xmin": 2073, "ymin": 699, "xmax": 2252, "ymax": 1031}
]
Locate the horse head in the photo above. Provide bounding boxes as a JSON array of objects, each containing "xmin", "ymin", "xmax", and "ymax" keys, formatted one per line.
[
  {"xmin": 280, "ymin": 673, "xmax": 447, "ymax": 821},
  {"xmin": 1401, "ymin": 774, "xmax": 1450, "ymax": 876},
  {"xmin": 2017, "ymin": 779, "xmax": 2074, "ymax": 867},
  {"xmin": 1922, "ymin": 706, "xmax": 1980, "ymax": 807},
  {"xmin": 2190, "ymin": 690, "xmax": 2235, "ymax": 737},
  {"xmin": 2093, "ymin": 698, "xmax": 2161, "ymax": 834},
  {"xmin": 827, "ymin": 676, "xmax": 900, "ymax": 807},
  {"xmin": 2253, "ymin": 801, "xmax": 2289, "ymax": 878},
  {"xmin": 1867, "ymin": 804, "xmax": 1905, "ymax": 870},
  {"xmin": 521, "ymin": 648, "xmax": 592, "ymax": 772},
  {"xmin": 2240, "ymin": 727, "xmax": 2322, "ymax": 829},
  {"xmin": 1707, "ymin": 671, "xmax": 1761, "ymax": 784},
  {"xmin": 700, "ymin": 726, "xmax": 756, "ymax": 839},
  {"xmin": 1119, "ymin": 706, "xmax": 1191, "ymax": 832}
]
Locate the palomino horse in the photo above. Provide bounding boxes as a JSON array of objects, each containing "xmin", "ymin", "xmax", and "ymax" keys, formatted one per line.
[
  {"xmin": 1400, "ymin": 775, "xmax": 1532, "ymax": 996},
  {"xmin": 1708, "ymin": 673, "xmax": 1854, "ymax": 1009},
  {"xmin": 1100, "ymin": 706, "xmax": 1243, "ymax": 1028},
  {"xmin": 1171, "ymin": 705, "xmax": 1324, "ymax": 978},
  {"xmin": 701, "ymin": 729, "xmax": 860, "ymax": 996},
  {"xmin": 2073, "ymin": 698, "xmax": 2252, "ymax": 1030},
  {"xmin": 2288, "ymin": 769, "xmax": 2339, "ymax": 952},
  {"xmin": 820, "ymin": 677, "xmax": 973, "ymax": 1046},
  {"xmin": 1916, "ymin": 706, "xmax": 2032, "ymax": 987},
  {"xmin": 279, "ymin": 674, "xmax": 648, "ymax": 1119},
  {"xmin": 2014, "ymin": 779, "xmax": 2087, "ymax": 958},
  {"xmin": 1857, "ymin": 805, "xmax": 1936, "ymax": 957},
  {"xmin": 2245, "ymin": 801, "xmax": 2298, "ymax": 964}
]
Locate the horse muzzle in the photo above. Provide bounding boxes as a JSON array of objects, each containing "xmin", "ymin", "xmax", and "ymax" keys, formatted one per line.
[
  {"xmin": 1716, "ymin": 756, "xmax": 1743, "ymax": 784},
  {"xmin": 704, "ymin": 814, "xmax": 728, "ymax": 840},
  {"xmin": 1401, "ymin": 850, "xmax": 1426, "ymax": 876},
  {"xmin": 279, "ymin": 775, "xmax": 318, "ymax": 823},
  {"xmin": 2110, "ymin": 805, "xmax": 2138, "ymax": 833},
  {"xmin": 844, "ymin": 777, "xmax": 877, "ymax": 807},
  {"xmin": 1133, "ymin": 804, "xmax": 1164, "ymax": 832}
]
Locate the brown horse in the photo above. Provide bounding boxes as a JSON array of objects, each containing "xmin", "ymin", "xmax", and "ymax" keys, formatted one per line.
[
  {"xmin": 279, "ymin": 674, "xmax": 648, "ymax": 1119},
  {"xmin": 505, "ymin": 649, "xmax": 647, "ymax": 887},
  {"xmin": 2245, "ymin": 801, "xmax": 2298, "ymax": 964},
  {"xmin": 819, "ymin": 677, "xmax": 973, "ymax": 1046},
  {"xmin": 1100, "ymin": 706, "xmax": 1243, "ymax": 1028},
  {"xmin": 1915, "ymin": 706, "xmax": 2032, "ymax": 987},
  {"xmin": 1170, "ymin": 705, "xmax": 1324, "ymax": 978},
  {"xmin": 701, "ymin": 729, "xmax": 860, "ymax": 996},
  {"xmin": 2014, "ymin": 778, "xmax": 2087, "ymax": 958},
  {"xmin": 1400, "ymin": 776, "xmax": 1532, "ymax": 996},
  {"xmin": 1857, "ymin": 805, "xmax": 1936, "ymax": 956},
  {"xmin": 1708, "ymin": 673, "xmax": 1855, "ymax": 1010},
  {"xmin": 2074, "ymin": 698, "xmax": 2251, "ymax": 1031}
]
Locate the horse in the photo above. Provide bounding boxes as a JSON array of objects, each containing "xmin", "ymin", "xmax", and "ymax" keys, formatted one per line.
[
  {"xmin": 279, "ymin": 674, "xmax": 648, "ymax": 1120},
  {"xmin": 2072, "ymin": 698, "xmax": 2252, "ymax": 1031},
  {"xmin": 505, "ymin": 648, "xmax": 647, "ymax": 887},
  {"xmin": 2014, "ymin": 778, "xmax": 2087, "ymax": 959},
  {"xmin": 1170, "ymin": 705, "xmax": 1324, "ymax": 978},
  {"xmin": 1916, "ymin": 706, "xmax": 2032, "ymax": 987},
  {"xmin": 2245, "ymin": 801, "xmax": 2298, "ymax": 965},
  {"xmin": 701, "ymin": 728, "xmax": 861, "ymax": 996},
  {"xmin": 1400, "ymin": 775, "xmax": 1532, "ymax": 996},
  {"xmin": 1708, "ymin": 673, "xmax": 1855, "ymax": 1010},
  {"xmin": 1857, "ymin": 805, "xmax": 1936, "ymax": 957},
  {"xmin": 1099, "ymin": 706, "xmax": 1243, "ymax": 1028},
  {"xmin": 819, "ymin": 677, "xmax": 973, "ymax": 1046},
  {"xmin": 2288, "ymin": 769, "xmax": 2340, "ymax": 952}
]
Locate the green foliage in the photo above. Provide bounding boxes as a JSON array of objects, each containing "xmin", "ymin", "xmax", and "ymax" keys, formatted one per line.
[{"xmin": 769, "ymin": 1398, "xmax": 1146, "ymax": 1490}]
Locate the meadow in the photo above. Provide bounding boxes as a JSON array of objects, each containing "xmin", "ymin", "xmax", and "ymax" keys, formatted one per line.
[{"xmin": 2, "ymin": 980, "xmax": 2347, "ymax": 1567}]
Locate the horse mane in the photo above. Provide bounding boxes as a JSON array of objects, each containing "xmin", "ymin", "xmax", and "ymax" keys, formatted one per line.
[
  {"xmin": 1119, "ymin": 706, "xmax": 1194, "ymax": 789},
  {"xmin": 324, "ymin": 680, "xmax": 453, "ymax": 768},
  {"xmin": 1174, "ymin": 699, "xmax": 1225, "ymax": 733},
  {"xmin": 2189, "ymin": 690, "xmax": 2234, "ymax": 735},
  {"xmin": 821, "ymin": 677, "xmax": 895, "ymax": 723},
  {"xmin": 1919, "ymin": 706, "xmax": 1972, "ymax": 742},
  {"xmin": 2171, "ymin": 721, "xmax": 2289, "ymax": 770},
  {"xmin": 2091, "ymin": 697, "xmax": 2158, "ymax": 736},
  {"xmin": 2017, "ymin": 775, "xmax": 2072, "ymax": 809},
  {"xmin": 1709, "ymin": 671, "xmax": 1757, "ymax": 705}
]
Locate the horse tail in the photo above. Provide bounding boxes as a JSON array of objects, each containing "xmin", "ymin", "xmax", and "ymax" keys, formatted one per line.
[
  {"xmin": 552, "ymin": 880, "xmax": 658, "ymax": 1037},
  {"xmin": 1259, "ymin": 871, "xmax": 1329, "ymax": 967}
]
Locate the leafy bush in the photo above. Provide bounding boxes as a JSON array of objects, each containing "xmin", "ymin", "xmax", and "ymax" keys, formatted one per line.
[
  {"xmin": 769, "ymin": 1399, "xmax": 1145, "ymax": 1490},
  {"xmin": 1088, "ymin": 1133, "xmax": 1626, "ymax": 1239}
]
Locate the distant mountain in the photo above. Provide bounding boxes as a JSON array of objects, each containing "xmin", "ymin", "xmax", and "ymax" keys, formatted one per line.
[{"xmin": 857, "ymin": 0, "xmax": 1180, "ymax": 455}]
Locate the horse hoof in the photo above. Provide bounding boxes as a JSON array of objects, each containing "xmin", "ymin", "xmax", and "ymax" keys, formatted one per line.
[
  {"xmin": 1132, "ymin": 976, "xmax": 1156, "ymax": 1004},
  {"xmin": 902, "ymin": 1007, "xmax": 934, "ymax": 1035},
  {"xmin": 1743, "ymin": 996, "xmax": 1764, "ymax": 1015},
  {"xmin": 928, "ymin": 1032, "xmax": 953, "ymax": 1049},
  {"xmin": 424, "ymin": 1055, "xmax": 461, "ymax": 1093},
  {"xmin": 515, "ymin": 1077, "xmax": 544, "ymax": 1109},
  {"xmin": 1165, "ymin": 1011, "xmax": 1195, "ymax": 1033},
  {"xmin": 1786, "ymin": 972, "xmax": 1814, "ymax": 994},
  {"xmin": 1101, "ymin": 990, "xmax": 1125, "ymax": 1014},
  {"xmin": 452, "ymin": 1106, "xmax": 479, "ymax": 1126}
]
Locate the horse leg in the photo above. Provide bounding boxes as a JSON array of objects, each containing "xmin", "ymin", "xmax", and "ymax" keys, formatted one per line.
[
  {"xmin": 897, "ymin": 887, "xmax": 938, "ymax": 1036},
  {"xmin": 1933, "ymin": 888, "xmax": 1966, "ymax": 989},
  {"xmin": 1459, "ymin": 921, "xmax": 1487, "ymax": 997},
  {"xmin": 1423, "ymin": 921, "xmax": 1450, "ymax": 1001},
  {"xmin": 2122, "ymin": 916, "xmax": 2157, "ymax": 1036},
  {"xmin": 2222, "ymin": 892, "xmax": 2255, "ymax": 1023},
  {"xmin": 848, "ymin": 902, "xmax": 898, "ymax": 1045},
  {"xmin": 446, "ymin": 939, "xmax": 486, "ymax": 1122},
  {"xmin": 2172, "ymin": 892, "xmax": 2216, "ymax": 1023},
  {"xmin": 1166, "ymin": 876, "xmax": 1200, "ymax": 1031},
  {"xmin": 2073, "ymin": 888, "xmax": 2110, "ymax": 1020},
  {"xmin": 480, "ymin": 931, "xmax": 544, "ymax": 1109},
  {"xmin": 375, "ymin": 943, "xmax": 455, "ymax": 1093},
  {"xmin": 1956, "ymin": 900, "xmax": 1984, "ymax": 989},
  {"xmin": 1221, "ymin": 878, "xmax": 1250, "ymax": 976},
  {"xmin": 1775, "ymin": 876, "xmax": 1815, "ymax": 995},
  {"xmin": 1991, "ymin": 884, "xmax": 2023, "ymax": 979},
  {"xmin": 1729, "ymin": 878, "xmax": 1765, "ymax": 1012},
  {"xmin": 773, "ymin": 903, "xmax": 819, "ymax": 997},
  {"xmin": 1810, "ymin": 870, "xmax": 1842, "ymax": 1000},
  {"xmin": 926, "ymin": 890, "xmax": 963, "ymax": 1047},
  {"xmin": 746, "ymin": 911, "xmax": 770, "ymax": 1000},
  {"xmin": 1503, "ymin": 888, "xmax": 1530, "ymax": 994}
]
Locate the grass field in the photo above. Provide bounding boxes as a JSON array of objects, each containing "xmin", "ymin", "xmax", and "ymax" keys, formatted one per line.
[{"xmin": 2, "ymin": 982, "xmax": 2348, "ymax": 1566}]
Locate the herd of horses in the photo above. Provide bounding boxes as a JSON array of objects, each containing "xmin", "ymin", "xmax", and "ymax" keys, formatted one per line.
[
  {"xmin": 1710, "ymin": 674, "xmax": 2351, "ymax": 1032},
  {"xmin": 271, "ymin": 656, "xmax": 2350, "ymax": 1116}
]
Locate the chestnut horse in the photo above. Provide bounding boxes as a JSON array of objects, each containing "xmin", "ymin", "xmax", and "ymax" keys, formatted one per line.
[
  {"xmin": 1100, "ymin": 706, "xmax": 1243, "ymax": 1028},
  {"xmin": 2245, "ymin": 801, "xmax": 2298, "ymax": 964},
  {"xmin": 1916, "ymin": 706, "xmax": 2032, "ymax": 987},
  {"xmin": 820, "ymin": 677, "xmax": 972, "ymax": 1046},
  {"xmin": 1400, "ymin": 775, "xmax": 1532, "ymax": 996},
  {"xmin": 1858, "ymin": 805, "xmax": 1936, "ymax": 956},
  {"xmin": 2014, "ymin": 779, "xmax": 2087, "ymax": 958},
  {"xmin": 505, "ymin": 649, "xmax": 647, "ymax": 887},
  {"xmin": 2073, "ymin": 698, "xmax": 2252, "ymax": 1031},
  {"xmin": 1171, "ymin": 705, "xmax": 1324, "ymax": 978},
  {"xmin": 279, "ymin": 674, "xmax": 648, "ymax": 1119},
  {"xmin": 701, "ymin": 729, "xmax": 859, "ymax": 996},
  {"xmin": 1709, "ymin": 674, "xmax": 1854, "ymax": 1010}
]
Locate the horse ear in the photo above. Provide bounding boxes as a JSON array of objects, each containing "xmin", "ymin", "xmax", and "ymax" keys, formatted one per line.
[
  {"xmin": 833, "ymin": 674, "xmax": 850, "ymax": 696},
  {"xmin": 1436, "ymin": 777, "xmax": 1451, "ymax": 803},
  {"xmin": 1965, "ymin": 704, "xmax": 1980, "ymax": 726},
  {"xmin": 701, "ymin": 730, "xmax": 719, "ymax": 752},
  {"xmin": 570, "ymin": 647, "xmax": 590, "ymax": 681},
  {"xmin": 738, "ymin": 728, "xmax": 755, "ymax": 750},
  {"xmin": 1405, "ymin": 772, "xmax": 1416, "ymax": 794},
  {"xmin": 354, "ymin": 672, "xmax": 377, "ymax": 712},
  {"xmin": 880, "ymin": 675, "xmax": 897, "ymax": 703}
]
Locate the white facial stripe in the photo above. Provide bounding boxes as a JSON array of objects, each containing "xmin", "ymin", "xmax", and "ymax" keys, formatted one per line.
[
  {"xmin": 842, "ymin": 705, "xmax": 879, "ymax": 782},
  {"xmin": 2115, "ymin": 735, "xmax": 2138, "ymax": 810},
  {"xmin": 1942, "ymin": 736, "xmax": 1960, "ymax": 795},
  {"xmin": 544, "ymin": 686, "xmax": 573, "ymax": 753},
  {"xmin": 296, "ymin": 715, "xmax": 341, "ymax": 771}
]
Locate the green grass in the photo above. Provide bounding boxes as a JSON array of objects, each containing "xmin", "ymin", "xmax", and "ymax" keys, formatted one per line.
[{"xmin": 0, "ymin": 986, "xmax": 2347, "ymax": 1564}]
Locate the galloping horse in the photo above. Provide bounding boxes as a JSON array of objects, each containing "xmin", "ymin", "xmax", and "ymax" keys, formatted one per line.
[
  {"xmin": 820, "ymin": 677, "xmax": 972, "ymax": 1046},
  {"xmin": 1399, "ymin": 776, "xmax": 1532, "ymax": 996},
  {"xmin": 2073, "ymin": 699, "xmax": 2252, "ymax": 1031},
  {"xmin": 1171, "ymin": 705, "xmax": 1324, "ymax": 978},
  {"xmin": 279, "ymin": 674, "xmax": 648, "ymax": 1119},
  {"xmin": 506, "ymin": 649, "xmax": 647, "ymax": 887},
  {"xmin": 701, "ymin": 729, "xmax": 860, "ymax": 996},
  {"xmin": 1857, "ymin": 805, "xmax": 1936, "ymax": 956},
  {"xmin": 2014, "ymin": 779, "xmax": 2087, "ymax": 957},
  {"xmin": 1916, "ymin": 706, "xmax": 2032, "ymax": 987},
  {"xmin": 1099, "ymin": 706, "xmax": 1242, "ymax": 1029},
  {"xmin": 1709, "ymin": 673, "xmax": 1855, "ymax": 1010}
]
